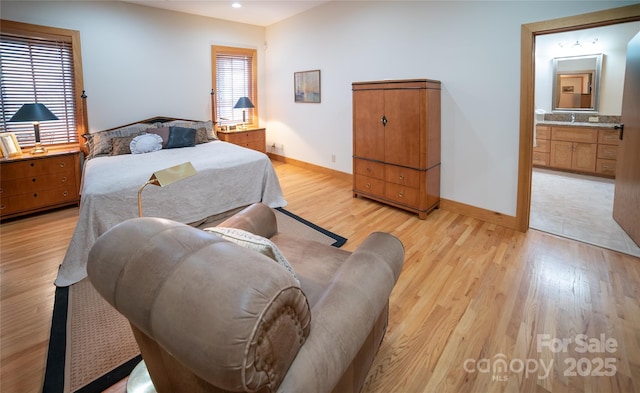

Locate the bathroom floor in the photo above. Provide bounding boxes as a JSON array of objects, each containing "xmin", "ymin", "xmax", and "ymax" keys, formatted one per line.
[{"xmin": 530, "ymin": 167, "xmax": 640, "ymax": 257}]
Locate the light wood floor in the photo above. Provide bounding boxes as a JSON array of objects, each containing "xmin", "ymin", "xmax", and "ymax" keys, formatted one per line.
[{"xmin": 1, "ymin": 161, "xmax": 639, "ymax": 393}]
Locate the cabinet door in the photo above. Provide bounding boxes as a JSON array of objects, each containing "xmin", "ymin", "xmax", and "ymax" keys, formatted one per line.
[
  {"xmin": 572, "ymin": 143, "xmax": 597, "ymax": 172},
  {"xmin": 384, "ymin": 89, "xmax": 421, "ymax": 168},
  {"xmin": 353, "ymin": 89, "xmax": 385, "ymax": 161},
  {"xmin": 549, "ymin": 141, "xmax": 573, "ymax": 169}
]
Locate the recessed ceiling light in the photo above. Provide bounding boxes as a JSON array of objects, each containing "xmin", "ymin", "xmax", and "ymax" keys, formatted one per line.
[{"xmin": 232, "ymin": 2, "xmax": 242, "ymax": 8}]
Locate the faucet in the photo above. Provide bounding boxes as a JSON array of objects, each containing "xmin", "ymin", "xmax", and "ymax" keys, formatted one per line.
[{"xmin": 571, "ymin": 113, "xmax": 575, "ymax": 123}]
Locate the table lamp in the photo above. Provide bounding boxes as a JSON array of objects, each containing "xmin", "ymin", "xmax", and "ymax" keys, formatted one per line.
[
  {"xmin": 137, "ymin": 162, "xmax": 197, "ymax": 217},
  {"xmin": 233, "ymin": 97, "xmax": 254, "ymax": 129},
  {"xmin": 8, "ymin": 103, "xmax": 59, "ymax": 154}
]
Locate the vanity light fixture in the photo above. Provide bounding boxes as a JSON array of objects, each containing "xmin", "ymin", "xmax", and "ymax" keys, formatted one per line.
[{"xmin": 558, "ymin": 38, "xmax": 598, "ymax": 48}]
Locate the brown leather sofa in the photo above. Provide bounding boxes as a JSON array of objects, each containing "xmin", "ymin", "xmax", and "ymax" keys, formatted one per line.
[{"xmin": 87, "ymin": 203, "xmax": 404, "ymax": 393}]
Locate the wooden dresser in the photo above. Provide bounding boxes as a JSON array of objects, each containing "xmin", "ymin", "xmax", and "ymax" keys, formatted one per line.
[
  {"xmin": 0, "ymin": 150, "xmax": 80, "ymax": 219},
  {"xmin": 533, "ymin": 124, "xmax": 620, "ymax": 177},
  {"xmin": 352, "ymin": 79, "xmax": 441, "ymax": 219},
  {"xmin": 217, "ymin": 128, "xmax": 266, "ymax": 153}
]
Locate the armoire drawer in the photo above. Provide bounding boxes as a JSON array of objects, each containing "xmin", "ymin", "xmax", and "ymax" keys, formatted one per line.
[
  {"xmin": 384, "ymin": 165, "xmax": 420, "ymax": 188},
  {"xmin": 354, "ymin": 159, "xmax": 385, "ymax": 180},
  {"xmin": 354, "ymin": 174, "xmax": 385, "ymax": 196},
  {"xmin": 385, "ymin": 183, "xmax": 420, "ymax": 207}
]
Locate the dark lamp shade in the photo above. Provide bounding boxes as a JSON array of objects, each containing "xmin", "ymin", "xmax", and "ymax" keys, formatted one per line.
[
  {"xmin": 8, "ymin": 103, "xmax": 59, "ymax": 123},
  {"xmin": 233, "ymin": 97, "xmax": 254, "ymax": 109}
]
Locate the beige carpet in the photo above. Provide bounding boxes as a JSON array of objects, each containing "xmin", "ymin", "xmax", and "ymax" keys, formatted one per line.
[{"xmin": 56, "ymin": 208, "xmax": 344, "ymax": 392}]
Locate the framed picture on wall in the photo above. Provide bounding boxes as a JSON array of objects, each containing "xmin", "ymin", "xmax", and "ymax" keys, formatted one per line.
[
  {"xmin": 294, "ymin": 70, "xmax": 321, "ymax": 103},
  {"xmin": 0, "ymin": 132, "xmax": 22, "ymax": 158}
]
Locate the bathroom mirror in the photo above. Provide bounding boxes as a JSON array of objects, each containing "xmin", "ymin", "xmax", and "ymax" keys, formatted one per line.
[{"xmin": 552, "ymin": 53, "xmax": 603, "ymax": 112}]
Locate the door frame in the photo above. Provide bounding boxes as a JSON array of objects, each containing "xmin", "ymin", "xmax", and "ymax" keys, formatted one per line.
[{"xmin": 516, "ymin": 4, "xmax": 640, "ymax": 232}]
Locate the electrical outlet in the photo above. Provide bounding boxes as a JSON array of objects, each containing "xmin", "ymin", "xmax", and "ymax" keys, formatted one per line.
[
  {"xmin": 271, "ymin": 142, "xmax": 276, "ymax": 148},
  {"xmin": 589, "ymin": 116, "xmax": 599, "ymax": 122},
  {"xmin": 331, "ymin": 154, "xmax": 336, "ymax": 163}
]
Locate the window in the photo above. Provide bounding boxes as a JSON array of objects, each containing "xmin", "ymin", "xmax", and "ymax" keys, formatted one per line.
[
  {"xmin": 1, "ymin": 20, "xmax": 85, "ymax": 148},
  {"xmin": 212, "ymin": 46, "xmax": 257, "ymax": 128}
]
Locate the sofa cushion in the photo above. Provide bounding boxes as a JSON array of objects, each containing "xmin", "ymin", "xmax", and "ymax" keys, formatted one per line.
[{"xmin": 205, "ymin": 227, "xmax": 299, "ymax": 283}]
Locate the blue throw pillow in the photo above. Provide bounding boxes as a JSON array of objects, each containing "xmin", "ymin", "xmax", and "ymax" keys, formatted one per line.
[{"xmin": 166, "ymin": 127, "xmax": 196, "ymax": 149}]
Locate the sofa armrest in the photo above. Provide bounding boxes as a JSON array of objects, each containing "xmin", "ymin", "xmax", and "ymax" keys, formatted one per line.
[
  {"xmin": 278, "ymin": 231, "xmax": 404, "ymax": 392},
  {"xmin": 88, "ymin": 217, "xmax": 310, "ymax": 392},
  {"xmin": 216, "ymin": 202, "xmax": 278, "ymax": 238}
]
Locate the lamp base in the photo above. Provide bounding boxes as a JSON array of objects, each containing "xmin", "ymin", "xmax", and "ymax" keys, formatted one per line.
[{"xmin": 30, "ymin": 143, "xmax": 47, "ymax": 154}]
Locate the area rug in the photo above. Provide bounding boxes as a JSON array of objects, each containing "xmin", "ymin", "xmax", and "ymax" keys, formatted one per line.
[{"xmin": 42, "ymin": 207, "xmax": 347, "ymax": 393}]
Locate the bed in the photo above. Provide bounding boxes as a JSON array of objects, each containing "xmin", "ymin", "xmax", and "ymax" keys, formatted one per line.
[{"xmin": 54, "ymin": 117, "xmax": 286, "ymax": 286}]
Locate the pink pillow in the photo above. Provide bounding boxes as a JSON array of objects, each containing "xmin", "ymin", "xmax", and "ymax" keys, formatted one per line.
[{"xmin": 147, "ymin": 127, "xmax": 170, "ymax": 148}]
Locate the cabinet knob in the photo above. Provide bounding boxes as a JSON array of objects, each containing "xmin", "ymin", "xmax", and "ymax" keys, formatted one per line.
[
  {"xmin": 398, "ymin": 192, "xmax": 404, "ymax": 198},
  {"xmin": 0, "ymin": 204, "xmax": 5, "ymax": 210},
  {"xmin": 399, "ymin": 175, "xmax": 404, "ymax": 180},
  {"xmin": 33, "ymin": 193, "xmax": 38, "ymax": 198},
  {"xmin": 32, "ymin": 178, "xmax": 37, "ymax": 182},
  {"xmin": 63, "ymin": 191, "xmax": 69, "ymax": 197},
  {"xmin": 60, "ymin": 162, "xmax": 66, "ymax": 168},
  {"xmin": 30, "ymin": 162, "xmax": 35, "ymax": 167},
  {"xmin": 366, "ymin": 167, "xmax": 371, "ymax": 172},
  {"xmin": 61, "ymin": 176, "xmax": 67, "ymax": 182},
  {"xmin": 366, "ymin": 182, "xmax": 371, "ymax": 189}
]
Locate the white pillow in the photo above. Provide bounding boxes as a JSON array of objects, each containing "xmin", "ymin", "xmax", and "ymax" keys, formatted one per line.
[
  {"xmin": 130, "ymin": 133, "xmax": 163, "ymax": 154},
  {"xmin": 205, "ymin": 227, "xmax": 299, "ymax": 284}
]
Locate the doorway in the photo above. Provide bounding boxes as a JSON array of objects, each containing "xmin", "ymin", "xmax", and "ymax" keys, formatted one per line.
[
  {"xmin": 529, "ymin": 22, "xmax": 640, "ymax": 257},
  {"xmin": 516, "ymin": 5, "xmax": 640, "ymax": 236}
]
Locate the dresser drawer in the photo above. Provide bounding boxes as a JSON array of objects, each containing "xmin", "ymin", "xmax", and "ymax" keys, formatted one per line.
[
  {"xmin": 1, "ymin": 171, "xmax": 75, "ymax": 197},
  {"xmin": 598, "ymin": 129, "xmax": 620, "ymax": 145},
  {"xmin": 532, "ymin": 152, "xmax": 550, "ymax": 166},
  {"xmin": 384, "ymin": 165, "xmax": 420, "ymax": 188},
  {"xmin": 1, "ymin": 186, "xmax": 77, "ymax": 216},
  {"xmin": 533, "ymin": 138, "xmax": 550, "ymax": 153},
  {"xmin": 225, "ymin": 130, "xmax": 264, "ymax": 143},
  {"xmin": 551, "ymin": 127, "xmax": 598, "ymax": 143},
  {"xmin": 385, "ymin": 183, "xmax": 420, "ymax": 207},
  {"xmin": 597, "ymin": 144, "xmax": 618, "ymax": 160},
  {"xmin": 354, "ymin": 174, "xmax": 384, "ymax": 196},
  {"xmin": 596, "ymin": 159, "xmax": 617, "ymax": 176},
  {"xmin": 536, "ymin": 125, "xmax": 550, "ymax": 140},
  {"xmin": 354, "ymin": 159, "xmax": 384, "ymax": 180},
  {"xmin": 1, "ymin": 155, "xmax": 75, "ymax": 180}
]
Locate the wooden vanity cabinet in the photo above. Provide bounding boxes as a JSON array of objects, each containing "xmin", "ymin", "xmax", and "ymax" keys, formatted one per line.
[
  {"xmin": 533, "ymin": 125, "xmax": 550, "ymax": 166},
  {"xmin": 352, "ymin": 79, "xmax": 441, "ymax": 219},
  {"xmin": 534, "ymin": 124, "xmax": 619, "ymax": 178}
]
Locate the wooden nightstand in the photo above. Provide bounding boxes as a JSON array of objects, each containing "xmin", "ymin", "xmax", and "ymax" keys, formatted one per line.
[
  {"xmin": 217, "ymin": 128, "xmax": 266, "ymax": 153},
  {"xmin": 0, "ymin": 150, "xmax": 81, "ymax": 219}
]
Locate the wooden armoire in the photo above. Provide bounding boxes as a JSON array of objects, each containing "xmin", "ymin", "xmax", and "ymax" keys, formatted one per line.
[{"xmin": 352, "ymin": 79, "xmax": 441, "ymax": 219}]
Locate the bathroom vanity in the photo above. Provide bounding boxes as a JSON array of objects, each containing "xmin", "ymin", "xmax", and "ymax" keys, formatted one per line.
[{"xmin": 534, "ymin": 122, "xmax": 620, "ymax": 177}]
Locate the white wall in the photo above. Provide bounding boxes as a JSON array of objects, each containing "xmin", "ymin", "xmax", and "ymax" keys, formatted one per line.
[
  {"xmin": 1, "ymin": 1, "xmax": 266, "ymax": 131},
  {"xmin": 264, "ymin": 1, "xmax": 637, "ymax": 216},
  {"xmin": 2, "ymin": 1, "xmax": 636, "ymax": 217},
  {"xmin": 535, "ymin": 21, "xmax": 640, "ymax": 115}
]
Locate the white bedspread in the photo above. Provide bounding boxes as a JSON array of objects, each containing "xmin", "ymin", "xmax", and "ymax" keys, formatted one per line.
[{"xmin": 55, "ymin": 141, "xmax": 286, "ymax": 286}]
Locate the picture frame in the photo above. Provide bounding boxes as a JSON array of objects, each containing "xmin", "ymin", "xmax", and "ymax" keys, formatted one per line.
[
  {"xmin": 562, "ymin": 85, "xmax": 574, "ymax": 93},
  {"xmin": 0, "ymin": 132, "xmax": 22, "ymax": 158},
  {"xmin": 294, "ymin": 70, "xmax": 321, "ymax": 103}
]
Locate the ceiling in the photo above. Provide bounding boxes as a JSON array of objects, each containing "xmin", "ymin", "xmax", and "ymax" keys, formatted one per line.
[{"xmin": 121, "ymin": 0, "xmax": 329, "ymax": 27}]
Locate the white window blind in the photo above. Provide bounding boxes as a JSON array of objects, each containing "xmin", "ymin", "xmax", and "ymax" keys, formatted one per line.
[
  {"xmin": 0, "ymin": 33, "xmax": 78, "ymax": 145},
  {"xmin": 215, "ymin": 50, "xmax": 255, "ymax": 126}
]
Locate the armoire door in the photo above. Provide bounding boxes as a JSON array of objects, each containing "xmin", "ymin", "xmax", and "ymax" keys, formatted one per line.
[
  {"xmin": 353, "ymin": 89, "xmax": 385, "ymax": 161},
  {"xmin": 384, "ymin": 89, "xmax": 422, "ymax": 168}
]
